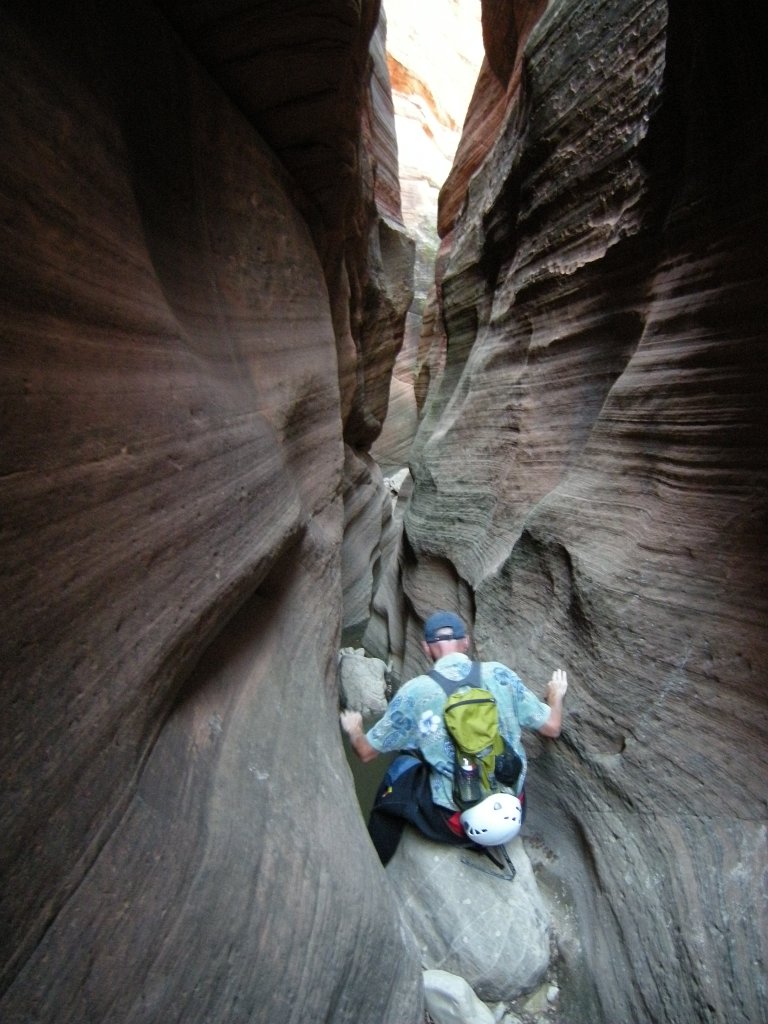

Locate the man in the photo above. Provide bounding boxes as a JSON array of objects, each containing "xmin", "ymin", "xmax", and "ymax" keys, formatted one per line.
[{"xmin": 340, "ymin": 610, "xmax": 568, "ymax": 864}]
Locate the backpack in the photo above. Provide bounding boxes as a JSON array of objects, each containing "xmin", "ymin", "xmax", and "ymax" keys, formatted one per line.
[{"xmin": 430, "ymin": 662, "xmax": 523, "ymax": 810}]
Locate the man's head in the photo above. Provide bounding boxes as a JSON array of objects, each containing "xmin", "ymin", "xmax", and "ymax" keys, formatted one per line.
[{"xmin": 422, "ymin": 610, "xmax": 470, "ymax": 658}]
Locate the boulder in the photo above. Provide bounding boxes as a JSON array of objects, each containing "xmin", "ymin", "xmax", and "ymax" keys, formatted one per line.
[
  {"xmin": 338, "ymin": 647, "xmax": 389, "ymax": 717},
  {"xmin": 387, "ymin": 830, "xmax": 551, "ymax": 1002}
]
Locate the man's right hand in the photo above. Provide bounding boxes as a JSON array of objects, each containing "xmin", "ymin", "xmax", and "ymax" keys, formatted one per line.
[
  {"xmin": 340, "ymin": 709, "xmax": 380, "ymax": 764},
  {"xmin": 339, "ymin": 709, "xmax": 364, "ymax": 740}
]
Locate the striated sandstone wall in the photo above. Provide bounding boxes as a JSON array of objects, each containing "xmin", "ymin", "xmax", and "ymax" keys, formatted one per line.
[
  {"xmin": 3, "ymin": 0, "xmax": 766, "ymax": 1020},
  {"xmin": 374, "ymin": 1, "xmax": 768, "ymax": 1022},
  {"xmin": 1, "ymin": 2, "xmax": 418, "ymax": 1022}
]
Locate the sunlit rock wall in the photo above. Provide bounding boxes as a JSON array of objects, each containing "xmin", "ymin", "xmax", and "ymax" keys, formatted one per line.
[
  {"xmin": 372, "ymin": 0, "xmax": 482, "ymax": 474},
  {"xmin": 0, "ymin": 2, "xmax": 419, "ymax": 1022},
  {"xmin": 376, "ymin": 1, "xmax": 768, "ymax": 1022}
]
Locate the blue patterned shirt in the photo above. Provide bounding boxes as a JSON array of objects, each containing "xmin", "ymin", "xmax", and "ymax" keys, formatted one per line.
[{"xmin": 366, "ymin": 652, "xmax": 551, "ymax": 809}]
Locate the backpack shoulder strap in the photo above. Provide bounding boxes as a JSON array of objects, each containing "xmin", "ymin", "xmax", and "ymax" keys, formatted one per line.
[{"xmin": 428, "ymin": 660, "xmax": 482, "ymax": 696}]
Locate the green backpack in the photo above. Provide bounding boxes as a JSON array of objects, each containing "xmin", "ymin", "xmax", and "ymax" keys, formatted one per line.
[{"xmin": 430, "ymin": 662, "xmax": 523, "ymax": 810}]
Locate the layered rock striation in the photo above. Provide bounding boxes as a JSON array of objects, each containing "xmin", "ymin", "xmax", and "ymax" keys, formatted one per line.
[
  {"xmin": 1, "ymin": 2, "xmax": 417, "ymax": 1022},
  {"xmin": 372, "ymin": 1, "xmax": 768, "ymax": 1022},
  {"xmin": 3, "ymin": 0, "xmax": 767, "ymax": 1022}
]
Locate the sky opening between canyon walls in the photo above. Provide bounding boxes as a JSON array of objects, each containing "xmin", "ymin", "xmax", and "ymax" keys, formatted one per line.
[{"xmin": 371, "ymin": 0, "xmax": 484, "ymax": 475}]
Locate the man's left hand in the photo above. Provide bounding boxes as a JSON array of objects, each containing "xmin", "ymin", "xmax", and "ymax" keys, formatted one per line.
[{"xmin": 547, "ymin": 668, "xmax": 568, "ymax": 699}]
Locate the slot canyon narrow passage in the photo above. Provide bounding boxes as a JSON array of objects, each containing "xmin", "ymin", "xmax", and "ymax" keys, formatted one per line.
[{"xmin": 1, "ymin": 3, "xmax": 766, "ymax": 1024}]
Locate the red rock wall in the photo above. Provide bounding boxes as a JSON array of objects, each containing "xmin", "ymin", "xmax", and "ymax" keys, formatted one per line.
[
  {"xmin": 157, "ymin": 0, "xmax": 414, "ymax": 450},
  {"xmin": 0, "ymin": 2, "xmax": 418, "ymax": 1022},
  {"xmin": 391, "ymin": 1, "xmax": 768, "ymax": 1021}
]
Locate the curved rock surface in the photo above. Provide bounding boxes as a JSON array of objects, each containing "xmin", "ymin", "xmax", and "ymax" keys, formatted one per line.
[
  {"xmin": 374, "ymin": 1, "xmax": 768, "ymax": 1023},
  {"xmin": 4, "ymin": 1, "xmax": 767, "ymax": 1022},
  {"xmin": 387, "ymin": 831, "xmax": 550, "ymax": 1003},
  {"xmin": 1, "ymin": 2, "xmax": 418, "ymax": 1023}
]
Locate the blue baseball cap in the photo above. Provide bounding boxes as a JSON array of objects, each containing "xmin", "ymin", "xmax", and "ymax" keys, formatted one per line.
[{"xmin": 423, "ymin": 610, "xmax": 467, "ymax": 643}]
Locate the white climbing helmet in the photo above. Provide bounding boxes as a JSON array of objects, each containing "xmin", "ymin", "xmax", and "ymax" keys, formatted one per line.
[{"xmin": 460, "ymin": 793, "xmax": 523, "ymax": 846}]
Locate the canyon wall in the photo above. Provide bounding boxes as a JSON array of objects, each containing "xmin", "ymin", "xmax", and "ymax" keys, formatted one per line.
[
  {"xmin": 2, "ymin": 1, "xmax": 766, "ymax": 1023},
  {"xmin": 368, "ymin": 1, "xmax": 767, "ymax": 1022},
  {"xmin": 1, "ymin": 2, "xmax": 418, "ymax": 1022}
]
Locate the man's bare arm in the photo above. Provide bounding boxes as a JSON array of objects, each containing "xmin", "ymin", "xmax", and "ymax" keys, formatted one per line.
[
  {"xmin": 538, "ymin": 668, "xmax": 568, "ymax": 738},
  {"xmin": 340, "ymin": 709, "xmax": 380, "ymax": 763}
]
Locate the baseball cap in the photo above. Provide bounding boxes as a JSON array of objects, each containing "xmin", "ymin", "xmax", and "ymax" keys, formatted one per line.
[{"xmin": 423, "ymin": 610, "xmax": 467, "ymax": 643}]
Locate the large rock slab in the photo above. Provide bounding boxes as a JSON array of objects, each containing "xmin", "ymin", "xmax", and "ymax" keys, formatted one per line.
[
  {"xmin": 387, "ymin": 830, "xmax": 551, "ymax": 1002},
  {"xmin": 338, "ymin": 647, "xmax": 389, "ymax": 716}
]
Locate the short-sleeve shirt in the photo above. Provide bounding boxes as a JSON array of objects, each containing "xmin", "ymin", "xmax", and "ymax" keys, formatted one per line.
[{"xmin": 366, "ymin": 652, "xmax": 551, "ymax": 809}]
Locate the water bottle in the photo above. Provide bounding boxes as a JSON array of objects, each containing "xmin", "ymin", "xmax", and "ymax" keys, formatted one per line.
[{"xmin": 457, "ymin": 755, "xmax": 482, "ymax": 805}]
